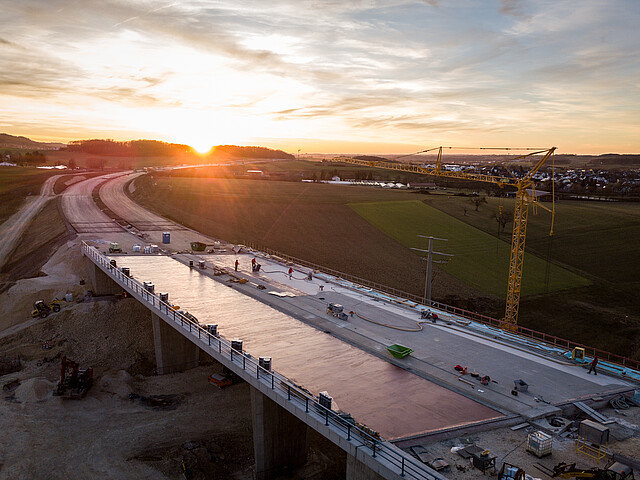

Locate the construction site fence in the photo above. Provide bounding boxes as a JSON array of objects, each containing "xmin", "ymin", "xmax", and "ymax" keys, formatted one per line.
[
  {"xmin": 82, "ymin": 241, "xmax": 440, "ymax": 480},
  {"xmin": 244, "ymin": 242, "xmax": 640, "ymax": 373}
]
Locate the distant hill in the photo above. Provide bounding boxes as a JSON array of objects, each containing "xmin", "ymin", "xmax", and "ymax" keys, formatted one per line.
[
  {"xmin": 64, "ymin": 139, "xmax": 193, "ymax": 157},
  {"xmin": 353, "ymin": 155, "xmax": 389, "ymax": 162},
  {"xmin": 0, "ymin": 133, "xmax": 65, "ymax": 150},
  {"xmin": 210, "ymin": 145, "xmax": 294, "ymax": 160}
]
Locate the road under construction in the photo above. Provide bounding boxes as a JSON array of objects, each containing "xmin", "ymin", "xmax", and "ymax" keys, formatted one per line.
[
  {"xmin": 86, "ymin": 171, "xmax": 638, "ymax": 477},
  {"xmin": 3, "ymin": 170, "xmax": 639, "ymax": 480}
]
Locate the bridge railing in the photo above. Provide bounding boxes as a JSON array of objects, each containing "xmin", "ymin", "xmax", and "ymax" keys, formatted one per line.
[
  {"xmin": 82, "ymin": 241, "xmax": 441, "ymax": 480},
  {"xmin": 243, "ymin": 242, "xmax": 640, "ymax": 372}
]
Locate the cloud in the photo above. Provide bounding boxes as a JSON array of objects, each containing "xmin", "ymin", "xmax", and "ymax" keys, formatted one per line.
[
  {"xmin": 0, "ymin": 0, "xmax": 638, "ymax": 152},
  {"xmin": 499, "ymin": 0, "xmax": 529, "ymax": 19}
]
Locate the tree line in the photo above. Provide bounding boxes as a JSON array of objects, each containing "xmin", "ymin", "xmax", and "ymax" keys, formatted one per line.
[
  {"xmin": 211, "ymin": 145, "xmax": 294, "ymax": 159},
  {"xmin": 64, "ymin": 139, "xmax": 193, "ymax": 157}
]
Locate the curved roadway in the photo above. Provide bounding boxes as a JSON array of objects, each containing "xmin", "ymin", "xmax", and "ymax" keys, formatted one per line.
[
  {"xmin": 99, "ymin": 173, "xmax": 176, "ymax": 231},
  {"xmin": 60, "ymin": 173, "xmax": 127, "ymax": 233}
]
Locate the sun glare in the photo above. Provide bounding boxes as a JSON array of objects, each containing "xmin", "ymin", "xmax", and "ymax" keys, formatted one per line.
[{"xmin": 190, "ymin": 141, "xmax": 213, "ymax": 154}]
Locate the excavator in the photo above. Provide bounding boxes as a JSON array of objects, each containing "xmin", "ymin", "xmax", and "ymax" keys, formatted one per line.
[{"xmin": 53, "ymin": 356, "xmax": 93, "ymax": 399}]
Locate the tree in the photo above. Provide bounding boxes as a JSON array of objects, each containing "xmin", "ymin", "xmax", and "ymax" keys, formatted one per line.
[
  {"xmin": 495, "ymin": 208, "xmax": 513, "ymax": 234},
  {"xmin": 68, "ymin": 158, "xmax": 77, "ymax": 169},
  {"xmin": 473, "ymin": 196, "xmax": 487, "ymax": 211}
]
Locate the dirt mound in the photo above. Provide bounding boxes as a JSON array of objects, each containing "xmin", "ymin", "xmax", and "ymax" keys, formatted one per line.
[
  {"xmin": 0, "ymin": 357, "xmax": 22, "ymax": 375},
  {"xmin": 0, "ymin": 238, "xmax": 87, "ymax": 333},
  {"xmin": 0, "ymin": 295, "xmax": 156, "ymax": 379},
  {"xmin": 14, "ymin": 377, "xmax": 54, "ymax": 403}
]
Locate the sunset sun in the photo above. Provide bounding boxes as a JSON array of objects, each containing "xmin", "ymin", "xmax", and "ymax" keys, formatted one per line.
[{"xmin": 190, "ymin": 141, "xmax": 213, "ymax": 154}]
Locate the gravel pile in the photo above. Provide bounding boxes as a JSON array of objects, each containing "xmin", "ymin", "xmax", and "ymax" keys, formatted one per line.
[{"xmin": 14, "ymin": 377, "xmax": 54, "ymax": 403}]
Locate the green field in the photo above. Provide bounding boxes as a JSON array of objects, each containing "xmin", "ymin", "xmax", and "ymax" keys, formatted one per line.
[
  {"xmin": 350, "ymin": 200, "xmax": 591, "ymax": 296},
  {"xmin": 422, "ymin": 195, "xmax": 640, "ymax": 284}
]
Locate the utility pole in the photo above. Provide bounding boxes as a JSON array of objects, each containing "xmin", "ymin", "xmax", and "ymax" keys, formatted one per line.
[{"xmin": 411, "ymin": 235, "xmax": 453, "ymax": 306}]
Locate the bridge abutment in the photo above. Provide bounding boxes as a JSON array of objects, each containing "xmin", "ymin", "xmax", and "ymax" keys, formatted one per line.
[
  {"xmin": 84, "ymin": 257, "xmax": 122, "ymax": 295},
  {"xmin": 151, "ymin": 314, "xmax": 200, "ymax": 374},
  {"xmin": 251, "ymin": 387, "xmax": 308, "ymax": 480}
]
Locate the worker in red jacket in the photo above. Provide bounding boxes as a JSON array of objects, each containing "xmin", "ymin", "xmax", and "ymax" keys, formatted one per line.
[{"xmin": 587, "ymin": 356, "xmax": 598, "ymax": 375}]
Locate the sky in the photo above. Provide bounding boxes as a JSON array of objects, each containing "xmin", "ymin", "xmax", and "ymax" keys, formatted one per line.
[{"xmin": 0, "ymin": 0, "xmax": 639, "ymax": 154}]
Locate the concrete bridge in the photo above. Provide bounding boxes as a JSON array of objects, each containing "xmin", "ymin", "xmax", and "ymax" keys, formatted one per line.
[
  {"xmin": 83, "ymin": 236, "xmax": 638, "ymax": 480},
  {"xmin": 83, "ymin": 241, "xmax": 445, "ymax": 480}
]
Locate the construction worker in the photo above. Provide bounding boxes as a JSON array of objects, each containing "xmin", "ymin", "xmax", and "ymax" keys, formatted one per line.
[
  {"xmin": 288, "ymin": 267, "xmax": 293, "ymax": 279},
  {"xmin": 234, "ymin": 259, "xmax": 239, "ymax": 271},
  {"xmin": 588, "ymin": 356, "xmax": 598, "ymax": 375},
  {"xmin": 251, "ymin": 258, "xmax": 256, "ymax": 271}
]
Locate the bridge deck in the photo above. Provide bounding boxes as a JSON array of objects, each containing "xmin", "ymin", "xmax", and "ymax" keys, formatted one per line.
[{"xmin": 117, "ymin": 255, "xmax": 502, "ymax": 440}]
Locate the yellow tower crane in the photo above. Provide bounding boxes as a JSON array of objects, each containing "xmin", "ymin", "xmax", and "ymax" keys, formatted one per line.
[{"xmin": 335, "ymin": 146, "xmax": 557, "ymax": 329}]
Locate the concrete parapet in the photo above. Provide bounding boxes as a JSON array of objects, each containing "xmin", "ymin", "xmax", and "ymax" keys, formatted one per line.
[
  {"xmin": 347, "ymin": 453, "xmax": 387, "ymax": 480},
  {"xmin": 251, "ymin": 387, "xmax": 308, "ymax": 480},
  {"xmin": 84, "ymin": 257, "xmax": 122, "ymax": 295},
  {"xmin": 151, "ymin": 314, "xmax": 200, "ymax": 375}
]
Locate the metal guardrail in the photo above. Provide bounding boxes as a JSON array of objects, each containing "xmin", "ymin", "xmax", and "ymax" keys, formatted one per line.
[
  {"xmin": 244, "ymin": 242, "xmax": 640, "ymax": 372},
  {"xmin": 82, "ymin": 241, "xmax": 442, "ymax": 480}
]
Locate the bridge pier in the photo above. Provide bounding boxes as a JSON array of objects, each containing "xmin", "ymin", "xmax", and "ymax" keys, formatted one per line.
[
  {"xmin": 251, "ymin": 387, "xmax": 308, "ymax": 480},
  {"xmin": 151, "ymin": 314, "xmax": 200, "ymax": 374},
  {"xmin": 84, "ymin": 257, "xmax": 122, "ymax": 295},
  {"xmin": 346, "ymin": 453, "xmax": 387, "ymax": 480}
]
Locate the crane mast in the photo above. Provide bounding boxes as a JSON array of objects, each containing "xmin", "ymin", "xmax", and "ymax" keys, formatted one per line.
[{"xmin": 335, "ymin": 146, "xmax": 556, "ymax": 329}]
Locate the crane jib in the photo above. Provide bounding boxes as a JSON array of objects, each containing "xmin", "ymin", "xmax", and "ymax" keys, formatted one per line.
[{"xmin": 334, "ymin": 146, "xmax": 557, "ymax": 329}]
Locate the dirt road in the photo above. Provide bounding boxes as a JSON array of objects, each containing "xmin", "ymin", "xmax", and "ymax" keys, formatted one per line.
[
  {"xmin": 0, "ymin": 175, "xmax": 60, "ymax": 269},
  {"xmin": 60, "ymin": 173, "xmax": 126, "ymax": 233}
]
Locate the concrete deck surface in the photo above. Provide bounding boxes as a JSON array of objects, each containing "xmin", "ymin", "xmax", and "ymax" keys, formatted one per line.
[{"xmin": 115, "ymin": 255, "xmax": 501, "ymax": 441}]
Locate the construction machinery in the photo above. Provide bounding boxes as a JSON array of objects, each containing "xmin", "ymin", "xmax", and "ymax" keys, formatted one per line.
[
  {"xmin": 53, "ymin": 356, "xmax": 93, "ymax": 399},
  {"xmin": 207, "ymin": 367, "xmax": 240, "ymax": 388},
  {"xmin": 335, "ymin": 146, "xmax": 557, "ymax": 329},
  {"xmin": 31, "ymin": 299, "xmax": 61, "ymax": 318},
  {"xmin": 109, "ymin": 242, "xmax": 122, "ymax": 253},
  {"xmin": 327, "ymin": 303, "xmax": 349, "ymax": 321},
  {"xmin": 534, "ymin": 462, "xmax": 635, "ymax": 480}
]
